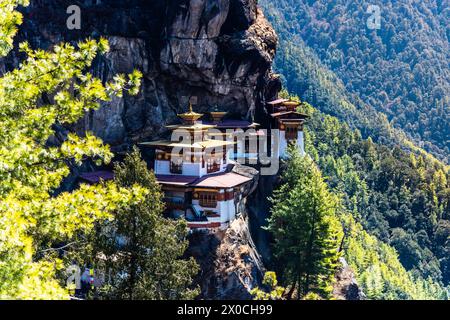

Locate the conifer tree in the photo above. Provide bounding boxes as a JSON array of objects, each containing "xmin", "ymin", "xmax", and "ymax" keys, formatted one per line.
[
  {"xmin": 88, "ymin": 148, "xmax": 199, "ymax": 300},
  {"xmin": 267, "ymin": 146, "xmax": 343, "ymax": 299},
  {"xmin": 0, "ymin": 2, "xmax": 144, "ymax": 299}
]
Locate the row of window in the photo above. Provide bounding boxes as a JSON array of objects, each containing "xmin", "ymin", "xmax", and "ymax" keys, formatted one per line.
[{"xmin": 169, "ymin": 160, "xmax": 222, "ymax": 174}]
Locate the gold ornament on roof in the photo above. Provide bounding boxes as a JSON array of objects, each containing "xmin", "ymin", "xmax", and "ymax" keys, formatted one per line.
[{"xmin": 177, "ymin": 102, "xmax": 204, "ymax": 124}]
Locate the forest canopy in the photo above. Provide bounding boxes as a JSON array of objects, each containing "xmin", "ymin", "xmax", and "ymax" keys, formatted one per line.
[{"xmin": 260, "ymin": 0, "xmax": 449, "ymax": 163}]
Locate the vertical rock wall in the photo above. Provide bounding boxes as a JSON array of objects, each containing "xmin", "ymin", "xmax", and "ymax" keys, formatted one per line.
[{"xmin": 3, "ymin": 0, "xmax": 280, "ymax": 151}]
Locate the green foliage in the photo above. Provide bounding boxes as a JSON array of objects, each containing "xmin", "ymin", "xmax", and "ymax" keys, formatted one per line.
[
  {"xmin": 0, "ymin": 2, "xmax": 144, "ymax": 299},
  {"xmin": 293, "ymin": 94, "xmax": 449, "ymax": 299},
  {"xmin": 305, "ymin": 104, "xmax": 449, "ymax": 280},
  {"xmin": 260, "ymin": 0, "xmax": 449, "ymax": 163},
  {"xmin": 251, "ymin": 272, "xmax": 285, "ymax": 300},
  {"xmin": 342, "ymin": 212, "xmax": 447, "ymax": 300},
  {"xmin": 0, "ymin": 0, "xmax": 29, "ymax": 57},
  {"xmin": 267, "ymin": 148, "xmax": 343, "ymax": 299},
  {"xmin": 303, "ymin": 292, "xmax": 322, "ymax": 300},
  {"xmin": 272, "ymin": 87, "xmax": 449, "ymax": 298},
  {"xmin": 73, "ymin": 148, "xmax": 199, "ymax": 300}
]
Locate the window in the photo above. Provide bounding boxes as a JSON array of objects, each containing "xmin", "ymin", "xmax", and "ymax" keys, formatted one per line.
[
  {"xmin": 170, "ymin": 159, "xmax": 182, "ymax": 174},
  {"xmin": 199, "ymin": 193, "xmax": 217, "ymax": 208},
  {"xmin": 206, "ymin": 154, "xmax": 221, "ymax": 173},
  {"xmin": 207, "ymin": 161, "xmax": 220, "ymax": 173},
  {"xmin": 285, "ymin": 126, "xmax": 298, "ymax": 140}
]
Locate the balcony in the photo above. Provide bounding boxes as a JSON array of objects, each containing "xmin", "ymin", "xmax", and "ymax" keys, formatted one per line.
[{"xmin": 185, "ymin": 206, "xmax": 221, "ymax": 230}]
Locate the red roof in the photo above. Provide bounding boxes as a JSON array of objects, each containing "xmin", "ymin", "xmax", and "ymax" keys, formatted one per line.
[
  {"xmin": 156, "ymin": 171, "xmax": 252, "ymax": 189},
  {"xmin": 192, "ymin": 172, "xmax": 252, "ymax": 189},
  {"xmin": 80, "ymin": 171, "xmax": 114, "ymax": 184}
]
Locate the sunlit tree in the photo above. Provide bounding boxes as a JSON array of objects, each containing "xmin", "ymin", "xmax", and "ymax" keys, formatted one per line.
[{"xmin": 0, "ymin": 2, "xmax": 145, "ymax": 299}]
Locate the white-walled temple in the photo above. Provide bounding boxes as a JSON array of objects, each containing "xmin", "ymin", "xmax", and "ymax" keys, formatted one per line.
[
  {"xmin": 81, "ymin": 98, "xmax": 309, "ymax": 232},
  {"xmin": 138, "ymin": 99, "xmax": 309, "ymax": 231},
  {"xmin": 139, "ymin": 104, "xmax": 255, "ymax": 231}
]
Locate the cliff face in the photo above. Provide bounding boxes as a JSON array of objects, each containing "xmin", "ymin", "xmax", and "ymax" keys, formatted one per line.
[
  {"xmin": 5, "ymin": 0, "xmax": 280, "ymax": 150},
  {"xmin": 1, "ymin": 0, "xmax": 280, "ymax": 299}
]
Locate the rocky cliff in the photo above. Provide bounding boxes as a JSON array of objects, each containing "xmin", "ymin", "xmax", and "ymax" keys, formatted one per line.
[
  {"xmin": 0, "ymin": 0, "xmax": 280, "ymax": 299},
  {"xmin": 4, "ymin": 0, "xmax": 280, "ymax": 151}
]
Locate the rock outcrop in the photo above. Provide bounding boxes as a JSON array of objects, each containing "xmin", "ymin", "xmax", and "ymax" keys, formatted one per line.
[
  {"xmin": 4, "ymin": 0, "xmax": 280, "ymax": 151},
  {"xmin": 333, "ymin": 258, "xmax": 366, "ymax": 300},
  {"xmin": 188, "ymin": 215, "xmax": 265, "ymax": 299}
]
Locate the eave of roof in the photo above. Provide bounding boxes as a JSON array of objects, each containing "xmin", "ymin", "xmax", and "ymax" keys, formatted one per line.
[
  {"xmin": 203, "ymin": 120, "xmax": 260, "ymax": 129},
  {"xmin": 267, "ymin": 98, "xmax": 289, "ymax": 105},
  {"xmin": 270, "ymin": 111, "xmax": 309, "ymax": 118},
  {"xmin": 165, "ymin": 123, "xmax": 216, "ymax": 131},
  {"xmin": 139, "ymin": 139, "xmax": 235, "ymax": 149},
  {"xmin": 156, "ymin": 175, "xmax": 198, "ymax": 186}
]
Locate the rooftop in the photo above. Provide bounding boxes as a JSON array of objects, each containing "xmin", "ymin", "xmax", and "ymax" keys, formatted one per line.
[
  {"xmin": 203, "ymin": 119, "xmax": 260, "ymax": 129},
  {"xmin": 267, "ymin": 98, "xmax": 289, "ymax": 105},
  {"xmin": 270, "ymin": 111, "xmax": 309, "ymax": 119},
  {"xmin": 79, "ymin": 171, "xmax": 114, "ymax": 184},
  {"xmin": 155, "ymin": 170, "xmax": 253, "ymax": 189},
  {"xmin": 139, "ymin": 139, "xmax": 235, "ymax": 149},
  {"xmin": 155, "ymin": 175, "xmax": 198, "ymax": 186},
  {"xmin": 177, "ymin": 102, "xmax": 204, "ymax": 124},
  {"xmin": 165, "ymin": 123, "xmax": 217, "ymax": 131},
  {"xmin": 191, "ymin": 172, "xmax": 252, "ymax": 188}
]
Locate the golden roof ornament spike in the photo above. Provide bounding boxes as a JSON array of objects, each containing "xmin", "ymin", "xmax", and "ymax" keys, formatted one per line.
[{"xmin": 177, "ymin": 101, "xmax": 204, "ymax": 124}]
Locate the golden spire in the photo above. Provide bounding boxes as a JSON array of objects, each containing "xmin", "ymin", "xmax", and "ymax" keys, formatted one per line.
[{"xmin": 177, "ymin": 102, "xmax": 204, "ymax": 124}]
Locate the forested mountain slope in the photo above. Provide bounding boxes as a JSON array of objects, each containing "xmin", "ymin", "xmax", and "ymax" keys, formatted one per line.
[
  {"xmin": 299, "ymin": 99, "xmax": 450, "ymax": 290},
  {"xmin": 260, "ymin": 0, "xmax": 449, "ymax": 163}
]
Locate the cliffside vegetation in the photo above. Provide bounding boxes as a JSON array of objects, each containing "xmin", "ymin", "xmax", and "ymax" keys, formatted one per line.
[
  {"xmin": 66, "ymin": 148, "xmax": 199, "ymax": 300},
  {"xmin": 268, "ymin": 91, "xmax": 449, "ymax": 299},
  {"xmin": 259, "ymin": 0, "xmax": 450, "ymax": 299},
  {"xmin": 302, "ymin": 97, "xmax": 449, "ymax": 291},
  {"xmin": 267, "ymin": 147, "xmax": 343, "ymax": 299}
]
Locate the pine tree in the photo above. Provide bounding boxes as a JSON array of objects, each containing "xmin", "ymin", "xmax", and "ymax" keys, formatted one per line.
[
  {"xmin": 0, "ymin": 0, "xmax": 29, "ymax": 56},
  {"xmin": 0, "ymin": 2, "xmax": 144, "ymax": 299},
  {"xmin": 89, "ymin": 148, "xmax": 199, "ymax": 300},
  {"xmin": 267, "ymin": 146, "xmax": 343, "ymax": 299}
]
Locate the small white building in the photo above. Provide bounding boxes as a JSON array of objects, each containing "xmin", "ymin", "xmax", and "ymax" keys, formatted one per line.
[{"xmin": 267, "ymin": 99, "xmax": 309, "ymax": 158}]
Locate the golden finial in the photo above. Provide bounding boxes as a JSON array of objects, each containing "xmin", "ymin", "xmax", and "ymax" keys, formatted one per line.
[{"xmin": 177, "ymin": 100, "xmax": 203, "ymax": 124}]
